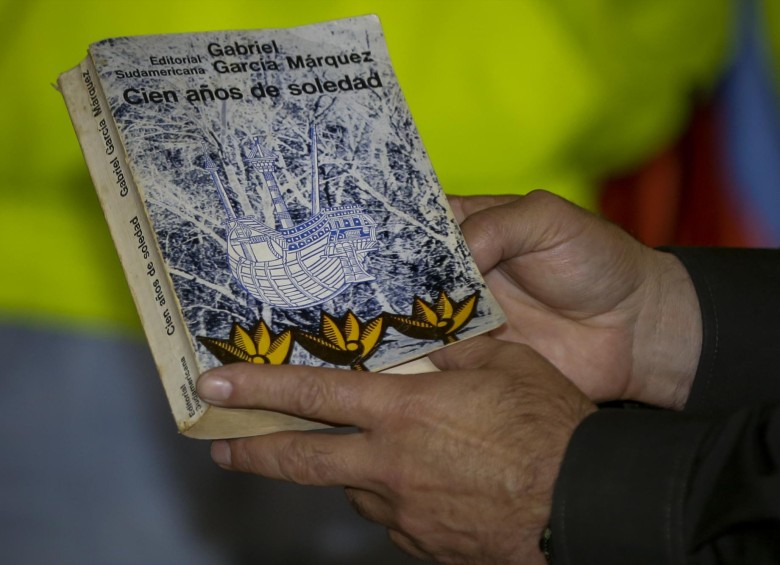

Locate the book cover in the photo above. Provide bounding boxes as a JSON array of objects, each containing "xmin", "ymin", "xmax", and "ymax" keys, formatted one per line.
[{"xmin": 59, "ymin": 16, "xmax": 505, "ymax": 438}]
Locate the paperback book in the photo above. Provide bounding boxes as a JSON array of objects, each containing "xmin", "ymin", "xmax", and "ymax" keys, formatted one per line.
[{"xmin": 58, "ymin": 15, "xmax": 505, "ymax": 439}]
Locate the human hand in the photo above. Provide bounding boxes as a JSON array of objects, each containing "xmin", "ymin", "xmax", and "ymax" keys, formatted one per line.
[
  {"xmin": 197, "ymin": 336, "xmax": 596, "ymax": 564},
  {"xmin": 449, "ymin": 190, "xmax": 701, "ymax": 409}
]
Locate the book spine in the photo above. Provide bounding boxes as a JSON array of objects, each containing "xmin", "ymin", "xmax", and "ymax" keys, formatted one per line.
[{"xmin": 58, "ymin": 59, "xmax": 206, "ymax": 432}]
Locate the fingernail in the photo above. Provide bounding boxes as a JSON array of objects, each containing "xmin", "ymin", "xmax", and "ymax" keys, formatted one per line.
[
  {"xmin": 198, "ymin": 375, "xmax": 232, "ymax": 401},
  {"xmin": 211, "ymin": 440, "xmax": 232, "ymax": 467}
]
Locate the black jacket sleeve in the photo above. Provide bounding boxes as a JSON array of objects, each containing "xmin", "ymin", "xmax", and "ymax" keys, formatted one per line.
[
  {"xmin": 676, "ymin": 248, "xmax": 780, "ymax": 414},
  {"xmin": 549, "ymin": 248, "xmax": 780, "ymax": 565}
]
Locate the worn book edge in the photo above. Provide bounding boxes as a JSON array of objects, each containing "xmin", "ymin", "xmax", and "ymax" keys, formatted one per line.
[
  {"xmin": 56, "ymin": 18, "xmax": 489, "ymax": 439},
  {"xmin": 58, "ymin": 58, "xmax": 332, "ymax": 439}
]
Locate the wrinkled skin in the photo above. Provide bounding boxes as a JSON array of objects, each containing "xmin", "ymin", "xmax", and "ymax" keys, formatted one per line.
[
  {"xmin": 199, "ymin": 337, "xmax": 595, "ymax": 564},
  {"xmin": 196, "ymin": 191, "xmax": 702, "ymax": 562},
  {"xmin": 449, "ymin": 190, "xmax": 701, "ymax": 409}
]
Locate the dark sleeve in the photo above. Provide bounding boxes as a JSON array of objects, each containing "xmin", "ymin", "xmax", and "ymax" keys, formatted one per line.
[
  {"xmin": 549, "ymin": 247, "xmax": 780, "ymax": 565},
  {"xmin": 550, "ymin": 404, "xmax": 780, "ymax": 565},
  {"xmin": 671, "ymin": 248, "xmax": 780, "ymax": 414}
]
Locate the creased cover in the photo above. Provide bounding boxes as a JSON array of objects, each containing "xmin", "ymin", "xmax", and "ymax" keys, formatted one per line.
[{"xmin": 88, "ymin": 15, "xmax": 504, "ymax": 375}]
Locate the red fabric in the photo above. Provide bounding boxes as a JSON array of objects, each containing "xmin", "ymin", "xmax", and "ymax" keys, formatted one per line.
[{"xmin": 600, "ymin": 102, "xmax": 762, "ymax": 248}]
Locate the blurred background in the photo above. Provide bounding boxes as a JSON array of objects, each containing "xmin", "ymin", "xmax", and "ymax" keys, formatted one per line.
[{"xmin": 1, "ymin": 0, "xmax": 778, "ymax": 563}]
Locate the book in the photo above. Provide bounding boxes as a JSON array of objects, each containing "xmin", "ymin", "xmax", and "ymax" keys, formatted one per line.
[{"xmin": 57, "ymin": 15, "xmax": 505, "ymax": 439}]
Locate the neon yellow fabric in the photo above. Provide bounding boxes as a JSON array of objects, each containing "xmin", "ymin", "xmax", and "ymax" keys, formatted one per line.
[
  {"xmin": 0, "ymin": 0, "xmax": 731, "ymax": 330},
  {"xmin": 763, "ymin": 0, "xmax": 780, "ymax": 90}
]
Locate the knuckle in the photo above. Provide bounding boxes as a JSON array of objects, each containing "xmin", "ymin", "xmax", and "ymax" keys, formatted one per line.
[
  {"xmin": 344, "ymin": 488, "xmax": 374, "ymax": 521},
  {"xmin": 393, "ymin": 510, "xmax": 431, "ymax": 554},
  {"xmin": 276, "ymin": 439, "xmax": 310, "ymax": 483},
  {"xmin": 276, "ymin": 436, "xmax": 338, "ymax": 485},
  {"xmin": 229, "ymin": 438, "xmax": 263, "ymax": 474},
  {"xmin": 394, "ymin": 511, "xmax": 417, "ymax": 537},
  {"xmin": 289, "ymin": 374, "xmax": 328, "ymax": 417},
  {"xmin": 468, "ymin": 209, "xmax": 502, "ymax": 239},
  {"xmin": 524, "ymin": 188, "xmax": 559, "ymax": 207}
]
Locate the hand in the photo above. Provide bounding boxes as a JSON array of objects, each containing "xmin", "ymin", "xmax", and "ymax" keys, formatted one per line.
[
  {"xmin": 449, "ymin": 190, "xmax": 701, "ymax": 409},
  {"xmin": 197, "ymin": 336, "xmax": 596, "ymax": 564}
]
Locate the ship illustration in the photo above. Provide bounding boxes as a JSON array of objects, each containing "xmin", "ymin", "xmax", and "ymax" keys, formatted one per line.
[{"xmin": 205, "ymin": 125, "xmax": 378, "ymax": 309}]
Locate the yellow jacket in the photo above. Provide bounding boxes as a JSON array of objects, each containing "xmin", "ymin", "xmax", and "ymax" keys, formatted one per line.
[{"xmin": 0, "ymin": 0, "xmax": 732, "ymax": 330}]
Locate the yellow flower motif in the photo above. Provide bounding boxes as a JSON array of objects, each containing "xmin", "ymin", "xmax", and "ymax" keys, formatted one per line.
[
  {"xmin": 384, "ymin": 290, "xmax": 480, "ymax": 344},
  {"xmin": 197, "ymin": 319, "xmax": 294, "ymax": 365},
  {"xmin": 295, "ymin": 310, "xmax": 386, "ymax": 371}
]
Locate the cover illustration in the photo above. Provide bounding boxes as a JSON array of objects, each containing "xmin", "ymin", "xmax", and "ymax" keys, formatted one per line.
[{"xmin": 89, "ymin": 16, "xmax": 504, "ymax": 372}]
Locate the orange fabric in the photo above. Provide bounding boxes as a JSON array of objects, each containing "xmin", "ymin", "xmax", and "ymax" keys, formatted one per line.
[{"xmin": 601, "ymin": 102, "xmax": 765, "ymax": 248}]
